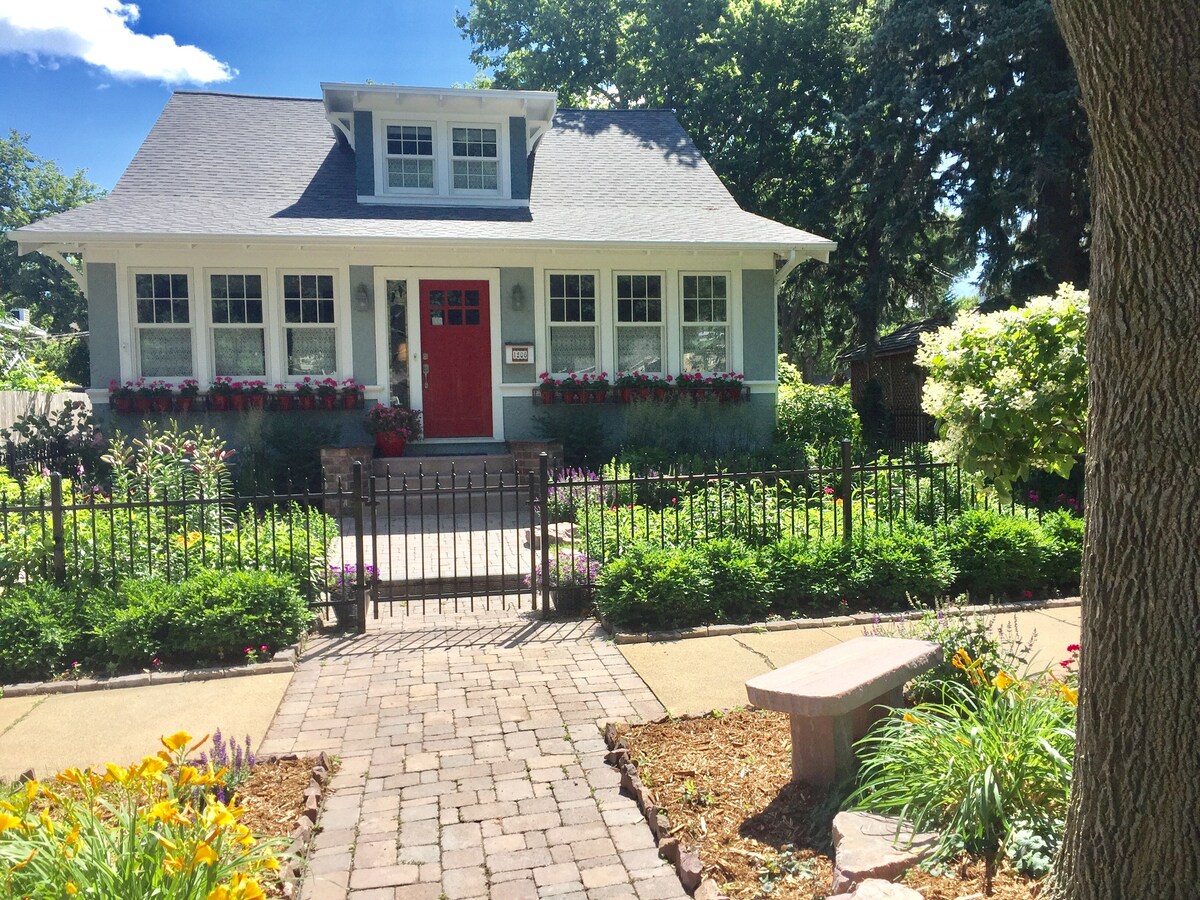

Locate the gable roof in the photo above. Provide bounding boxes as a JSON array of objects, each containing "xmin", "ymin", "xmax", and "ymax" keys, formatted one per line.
[
  {"xmin": 13, "ymin": 91, "xmax": 834, "ymax": 255},
  {"xmin": 843, "ymin": 317, "xmax": 947, "ymax": 362}
]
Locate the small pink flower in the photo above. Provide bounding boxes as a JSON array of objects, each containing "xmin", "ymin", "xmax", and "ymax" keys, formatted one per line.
[{"xmin": 1022, "ymin": 589, "xmax": 1034, "ymax": 599}]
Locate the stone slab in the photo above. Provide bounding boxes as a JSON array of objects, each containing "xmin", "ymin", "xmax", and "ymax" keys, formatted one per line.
[{"xmin": 831, "ymin": 812, "xmax": 937, "ymax": 895}]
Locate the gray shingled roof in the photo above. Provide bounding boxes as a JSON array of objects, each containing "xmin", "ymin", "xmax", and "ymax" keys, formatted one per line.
[{"xmin": 14, "ymin": 91, "xmax": 834, "ymax": 251}]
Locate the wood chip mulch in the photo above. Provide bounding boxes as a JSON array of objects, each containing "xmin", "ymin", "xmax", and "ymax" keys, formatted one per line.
[
  {"xmin": 236, "ymin": 757, "xmax": 317, "ymax": 839},
  {"xmin": 620, "ymin": 708, "xmax": 1041, "ymax": 900}
]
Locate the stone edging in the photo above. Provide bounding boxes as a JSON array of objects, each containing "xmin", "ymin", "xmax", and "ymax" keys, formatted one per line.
[
  {"xmin": 603, "ymin": 722, "xmax": 728, "ymax": 900},
  {"xmin": 281, "ymin": 750, "xmax": 335, "ymax": 899},
  {"xmin": 608, "ymin": 597, "xmax": 1082, "ymax": 645},
  {"xmin": 0, "ymin": 637, "xmax": 305, "ymax": 699}
]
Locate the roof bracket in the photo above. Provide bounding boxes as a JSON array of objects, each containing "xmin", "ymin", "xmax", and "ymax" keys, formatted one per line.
[{"xmin": 49, "ymin": 251, "xmax": 87, "ymax": 294}]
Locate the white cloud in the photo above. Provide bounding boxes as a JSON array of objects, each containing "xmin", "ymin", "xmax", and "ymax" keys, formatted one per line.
[{"xmin": 0, "ymin": 0, "xmax": 235, "ymax": 84}]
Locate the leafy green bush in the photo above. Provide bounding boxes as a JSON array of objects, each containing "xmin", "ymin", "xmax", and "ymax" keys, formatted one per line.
[
  {"xmin": 699, "ymin": 539, "xmax": 769, "ymax": 622},
  {"xmin": 595, "ymin": 543, "xmax": 715, "ymax": 630},
  {"xmin": 166, "ymin": 569, "xmax": 310, "ymax": 659},
  {"xmin": 775, "ymin": 368, "xmax": 860, "ymax": 448},
  {"xmin": 851, "ymin": 676, "xmax": 1075, "ymax": 880},
  {"xmin": 761, "ymin": 537, "xmax": 851, "ymax": 613},
  {"xmin": 1038, "ymin": 510, "xmax": 1084, "ymax": 592},
  {"xmin": 0, "ymin": 582, "xmax": 81, "ymax": 682},
  {"xmin": 848, "ymin": 525, "xmax": 956, "ymax": 609},
  {"xmin": 945, "ymin": 508, "xmax": 1044, "ymax": 597},
  {"xmin": 93, "ymin": 579, "xmax": 175, "ymax": 668}
]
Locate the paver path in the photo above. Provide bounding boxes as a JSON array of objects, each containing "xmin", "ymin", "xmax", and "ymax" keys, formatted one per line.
[{"xmin": 260, "ymin": 609, "xmax": 687, "ymax": 900}]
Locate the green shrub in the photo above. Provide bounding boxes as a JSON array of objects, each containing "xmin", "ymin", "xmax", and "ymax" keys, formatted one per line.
[
  {"xmin": 167, "ymin": 569, "xmax": 310, "ymax": 659},
  {"xmin": 775, "ymin": 358, "xmax": 860, "ymax": 447},
  {"xmin": 93, "ymin": 579, "xmax": 176, "ymax": 668},
  {"xmin": 848, "ymin": 525, "xmax": 956, "ymax": 609},
  {"xmin": 699, "ymin": 539, "xmax": 769, "ymax": 622},
  {"xmin": 595, "ymin": 544, "xmax": 715, "ymax": 630},
  {"xmin": 1038, "ymin": 510, "xmax": 1084, "ymax": 592},
  {"xmin": 0, "ymin": 583, "xmax": 80, "ymax": 682},
  {"xmin": 851, "ymin": 677, "xmax": 1075, "ymax": 877},
  {"xmin": 760, "ymin": 537, "xmax": 852, "ymax": 613},
  {"xmin": 946, "ymin": 509, "xmax": 1044, "ymax": 597}
]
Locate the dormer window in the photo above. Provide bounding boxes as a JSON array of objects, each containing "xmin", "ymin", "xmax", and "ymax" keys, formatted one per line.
[
  {"xmin": 451, "ymin": 127, "xmax": 499, "ymax": 191},
  {"xmin": 386, "ymin": 125, "xmax": 434, "ymax": 190}
]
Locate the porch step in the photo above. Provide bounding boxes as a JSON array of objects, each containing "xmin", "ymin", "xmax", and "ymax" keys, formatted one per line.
[
  {"xmin": 372, "ymin": 454, "xmax": 517, "ymax": 478},
  {"xmin": 402, "ymin": 441, "xmax": 509, "ymax": 457}
]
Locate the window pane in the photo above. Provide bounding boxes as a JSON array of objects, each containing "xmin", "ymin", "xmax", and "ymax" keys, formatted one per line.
[
  {"xmin": 284, "ymin": 275, "xmax": 300, "ymax": 298},
  {"xmin": 136, "ymin": 274, "xmax": 153, "ymax": 298},
  {"xmin": 550, "ymin": 274, "xmax": 564, "ymax": 297},
  {"xmin": 246, "ymin": 274, "xmax": 263, "ymax": 297},
  {"xmin": 214, "ymin": 328, "xmax": 266, "ymax": 376},
  {"xmin": 210, "ymin": 275, "xmax": 228, "ymax": 300},
  {"xmin": 285, "ymin": 298, "xmax": 301, "ymax": 323},
  {"xmin": 245, "ymin": 297, "xmax": 263, "ymax": 323},
  {"xmin": 139, "ymin": 329, "xmax": 192, "ymax": 377},
  {"xmin": 388, "ymin": 157, "xmax": 434, "ymax": 189},
  {"xmin": 301, "ymin": 275, "xmax": 317, "ymax": 299},
  {"xmin": 287, "ymin": 328, "xmax": 336, "ymax": 376},
  {"xmin": 318, "ymin": 299, "xmax": 335, "ymax": 323},
  {"xmin": 172, "ymin": 297, "xmax": 190, "ymax": 324},
  {"xmin": 549, "ymin": 326, "xmax": 596, "ymax": 374},
  {"xmin": 137, "ymin": 298, "xmax": 154, "ymax": 323},
  {"xmin": 171, "ymin": 274, "xmax": 188, "ymax": 298},
  {"xmin": 617, "ymin": 326, "xmax": 662, "ymax": 373},
  {"xmin": 452, "ymin": 159, "xmax": 498, "ymax": 190},
  {"xmin": 683, "ymin": 326, "xmax": 728, "ymax": 372}
]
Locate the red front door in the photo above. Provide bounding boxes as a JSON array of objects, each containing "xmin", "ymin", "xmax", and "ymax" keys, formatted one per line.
[{"xmin": 419, "ymin": 280, "xmax": 493, "ymax": 437}]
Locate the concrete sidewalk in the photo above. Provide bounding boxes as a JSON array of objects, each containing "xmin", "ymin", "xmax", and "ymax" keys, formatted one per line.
[
  {"xmin": 0, "ymin": 673, "xmax": 294, "ymax": 779},
  {"xmin": 619, "ymin": 605, "xmax": 1082, "ymax": 716}
]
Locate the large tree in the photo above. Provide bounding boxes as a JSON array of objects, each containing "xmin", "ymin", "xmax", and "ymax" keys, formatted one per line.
[
  {"xmin": 1042, "ymin": 0, "xmax": 1200, "ymax": 896},
  {"xmin": 0, "ymin": 131, "xmax": 105, "ymax": 381}
]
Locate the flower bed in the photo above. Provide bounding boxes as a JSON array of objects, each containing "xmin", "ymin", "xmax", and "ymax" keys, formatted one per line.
[{"xmin": 109, "ymin": 378, "xmax": 366, "ymax": 413}]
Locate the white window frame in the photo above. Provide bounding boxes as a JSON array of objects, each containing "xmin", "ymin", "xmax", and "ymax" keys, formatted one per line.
[
  {"xmin": 206, "ymin": 268, "xmax": 270, "ymax": 381},
  {"xmin": 130, "ymin": 269, "xmax": 195, "ymax": 381},
  {"xmin": 380, "ymin": 120, "xmax": 438, "ymax": 196},
  {"xmin": 546, "ymin": 270, "xmax": 600, "ymax": 375},
  {"xmin": 279, "ymin": 270, "xmax": 340, "ymax": 380},
  {"xmin": 679, "ymin": 272, "xmax": 731, "ymax": 373},
  {"xmin": 613, "ymin": 271, "xmax": 666, "ymax": 375},
  {"xmin": 448, "ymin": 122, "xmax": 503, "ymax": 196}
]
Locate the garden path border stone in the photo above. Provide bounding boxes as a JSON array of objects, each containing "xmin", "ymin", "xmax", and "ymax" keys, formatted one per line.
[
  {"xmin": 0, "ymin": 640, "xmax": 303, "ymax": 699},
  {"xmin": 608, "ymin": 597, "xmax": 1081, "ymax": 645},
  {"xmin": 830, "ymin": 811, "xmax": 937, "ymax": 895}
]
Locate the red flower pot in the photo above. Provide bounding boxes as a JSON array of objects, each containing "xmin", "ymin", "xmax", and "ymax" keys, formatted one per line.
[
  {"xmin": 298, "ymin": 395, "xmax": 317, "ymax": 411},
  {"xmin": 619, "ymin": 388, "xmax": 633, "ymax": 404},
  {"xmin": 587, "ymin": 389, "xmax": 605, "ymax": 404},
  {"xmin": 114, "ymin": 397, "xmax": 133, "ymax": 414},
  {"xmin": 248, "ymin": 394, "xmax": 267, "ymax": 410},
  {"xmin": 320, "ymin": 394, "xmax": 337, "ymax": 410},
  {"xmin": 374, "ymin": 431, "xmax": 408, "ymax": 457},
  {"xmin": 341, "ymin": 392, "xmax": 360, "ymax": 410},
  {"xmin": 135, "ymin": 397, "xmax": 151, "ymax": 413},
  {"xmin": 210, "ymin": 394, "xmax": 229, "ymax": 411},
  {"xmin": 151, "ymin": 396, "xmax": 171, "ymax": 413},
  {"xmin": 722, "ymin": 387, "xmax": 743, "ymax": 403},
  {"xmin": 539, "ymin": 388, "xmax": 556, "ymax": 405},
  {"xmin": 175, "ymin": 397, "xmax": 194, "ymax": 413},
  {"xmin": 652, "ymin": 387, "xmax": 671, "ymax": 401},
  {"xmin": 275, "ymin": 394, "xmax": 294, "ymax": 411},
  {"xmin": 230, "ymin": 394, "xmax": 247, "ymax": 412},
  {"xmin": 563, "ymin": 390, "xmax": 583, "ymax": 404}
]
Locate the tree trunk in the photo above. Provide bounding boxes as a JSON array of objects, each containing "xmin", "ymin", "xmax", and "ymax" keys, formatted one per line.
[{"xmin": 1044, "ymin": 2, "xmax": 1200, "ymax": 897}]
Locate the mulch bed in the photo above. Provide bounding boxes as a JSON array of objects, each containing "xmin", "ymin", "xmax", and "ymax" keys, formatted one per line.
[{"xmin": 619, "ymin": 708, "xmax": 1041, "ymax": 899}]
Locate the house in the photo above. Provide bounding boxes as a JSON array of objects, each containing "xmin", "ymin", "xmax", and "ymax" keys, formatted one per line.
[
  {"xmin": 9, "ymin": 83, "xmax": 835, "ymax": 449},
  {"xmin": 843, "ymin": 318, "xmax": 942, "ymax": 442}
]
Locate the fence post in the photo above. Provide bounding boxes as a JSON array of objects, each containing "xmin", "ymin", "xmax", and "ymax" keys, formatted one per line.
[
  {"xmin": 538, "ymin": 452, "xmax": 551, "ymax": 619},
  {"xmin": 50, "ymin": 471, "xmax": 66, "ymax": 583},
  {"xmin": 352, "ymin": 461, "xmax": 368, "ymax": 635},
  {"xmin": 840, "ymin": 439, "xmax": 853, "ymax": 545}
]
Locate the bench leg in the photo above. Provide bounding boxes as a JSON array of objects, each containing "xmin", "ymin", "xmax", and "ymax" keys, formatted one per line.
[{"xmin": 789, "ymin": 714, "xmax": 856, "ymax": 787}]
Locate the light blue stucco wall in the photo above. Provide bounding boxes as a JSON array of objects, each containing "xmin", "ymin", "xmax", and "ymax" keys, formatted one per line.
[
  {"xmin": 499, "ymin": 267, "xmax": 535, "ymax": 385},
  {"xmin": 508, "ymin": 117, "xmax": 530, "ymax": 200},
  {"xmin": 86, "ymin": 262, "xmax": 119, "ymax": 389},
  {"xmin": 742, "ymin": 269, "xmax": 777, "ymax": 382},
  {"xmin": 354, "ymin": 111, "xmax": 374, "ymax": 196},
  {"xmin": 348, "ymin": 265, "xmax": 377, "ymax": 385}
]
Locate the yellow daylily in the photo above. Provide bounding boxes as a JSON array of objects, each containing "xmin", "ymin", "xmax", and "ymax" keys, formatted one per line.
[
  {"xmin": 192, "ymin": 841, "xmax": 220, "ymax": 867},
  {"xmin": 145, "ymin": 800, "xmax": 189, "ymax": 826},
  {"xmin": 901, "ymin": 712, "xmax": 921, "ymax": 724},
  {"xmin": 1059, "ymin": 683, "xmax": 1078, "ymax": 704},
  {"xmin": 103, "ymin": 763, "xmax": 130, "ymax": 785},
  {"xmin": 993, "ymin": 671, "xmax": 1017, "ymax": 691},
  {"xmin": 160, "ymin": 731, "xmax": 193, "ymax": 753},
  {"xmin": 65, "ymin": 884, "xmax": 78, "ymax": 895},
  {"xmin": 0, "ymin": 812, "xmax": 23, "ymax": 832}
]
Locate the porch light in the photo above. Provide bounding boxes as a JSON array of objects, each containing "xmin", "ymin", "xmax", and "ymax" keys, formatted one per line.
[
  {"xmin": 510, "ymin": 283, "xmax": 525, "ymax": 311},
  {"xmin": 355, "ymin": 282, "xmax": 371, "ymax": 312}
]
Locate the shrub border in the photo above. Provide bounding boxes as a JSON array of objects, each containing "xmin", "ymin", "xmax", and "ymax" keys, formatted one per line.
[
  {"xmin": 604, "ymin": 596, "xmax": 1082, "ymax": 645},
  {"xmin": 0, "ymin": 635, "xmax": 306, "ymax": 699}
]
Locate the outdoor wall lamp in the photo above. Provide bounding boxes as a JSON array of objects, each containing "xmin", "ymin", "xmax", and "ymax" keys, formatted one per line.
[
  {"xmin": 510, "ymin": 283, "xmax": 526, "ymax": 311},
  {"xmin": 355, "ymin": 283, "xmax": 371, "ymax": 312}
]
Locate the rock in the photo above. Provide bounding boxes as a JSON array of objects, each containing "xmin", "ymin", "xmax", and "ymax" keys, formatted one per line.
[
  {"xmin": 654, "ymin": 812, "xmax": 670, "ymax": 838},
  {"xmin": 831, "ymin": 811, "xmax": 937, "ymax": 895},
  {"xmin": 605, "ymin": 747, "xmax": 629, "ymax": 766},
  {"xmin": 694, "ymin": 878, "xmax": 727, "ymax": 900},
  {"xmin": 826, "ymin": 878, "xmax": 925, "ymax": 899},
  {"xmin": 678, "ymin": 846, "xmax": 703, "ymax": 892},
  {"xmin": 311, "ymin": 765, "xmax": 329, "ymax": 785},
  {"xmin": 317, "ymin": 751, "xmax": 334, "ymax": 770},
  {"xmin": 657, "ymin": 836, "xmax": 680, "ymax": 866},
  {"xmin": 604, "ymin": 722, "xmax": 621, "ymax": 746}
]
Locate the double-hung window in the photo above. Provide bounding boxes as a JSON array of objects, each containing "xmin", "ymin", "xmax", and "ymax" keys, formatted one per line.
[
  {"xmin": 548, "ymin": 273, "xmax": 597, "ymax": 373},
  {"xmin": 451, "ymin": 126, "xmax": 499, "ymax": 191},
  {"xmin": 210, "ymin": 273, "xmax": 266, "ymax": 377},
  {"xmin": 283, "ymin": 273, "xmax": 337, "ymax": 376},
  {"xmin": 681, "ymin": 274, "xmax": 729, "ymax": 372},
  {"xmin": 385, "ymin": 124, "xmax": 435, "ymax": 190},
  {"xmin": 134, "ymin": 272, "xmax": 192, "ymax": 377},
  {"xmin": 615, "ymin": 274, "xmax": 663, "ymax": 373}
]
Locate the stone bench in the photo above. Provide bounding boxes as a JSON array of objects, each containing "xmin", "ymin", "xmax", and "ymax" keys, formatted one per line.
[{"xmin": 745, "ymin": 636, "xmax": 941, "ymax": 786}]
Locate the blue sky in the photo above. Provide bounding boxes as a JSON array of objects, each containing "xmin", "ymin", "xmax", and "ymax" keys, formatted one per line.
[{"xmin": 0, "ymin": 1, "xmax": 481, "ymax": 190}]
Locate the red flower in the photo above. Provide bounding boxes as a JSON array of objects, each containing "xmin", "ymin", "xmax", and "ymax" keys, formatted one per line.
[{"xmin": 1067, "ymin": 643, "xmax": 1081, "ymax": 653}]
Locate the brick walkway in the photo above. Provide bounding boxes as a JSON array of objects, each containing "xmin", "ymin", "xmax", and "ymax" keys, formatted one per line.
[{"xmin": 260, "ymin": 609, "xmax": 687, "ymax": 900}]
